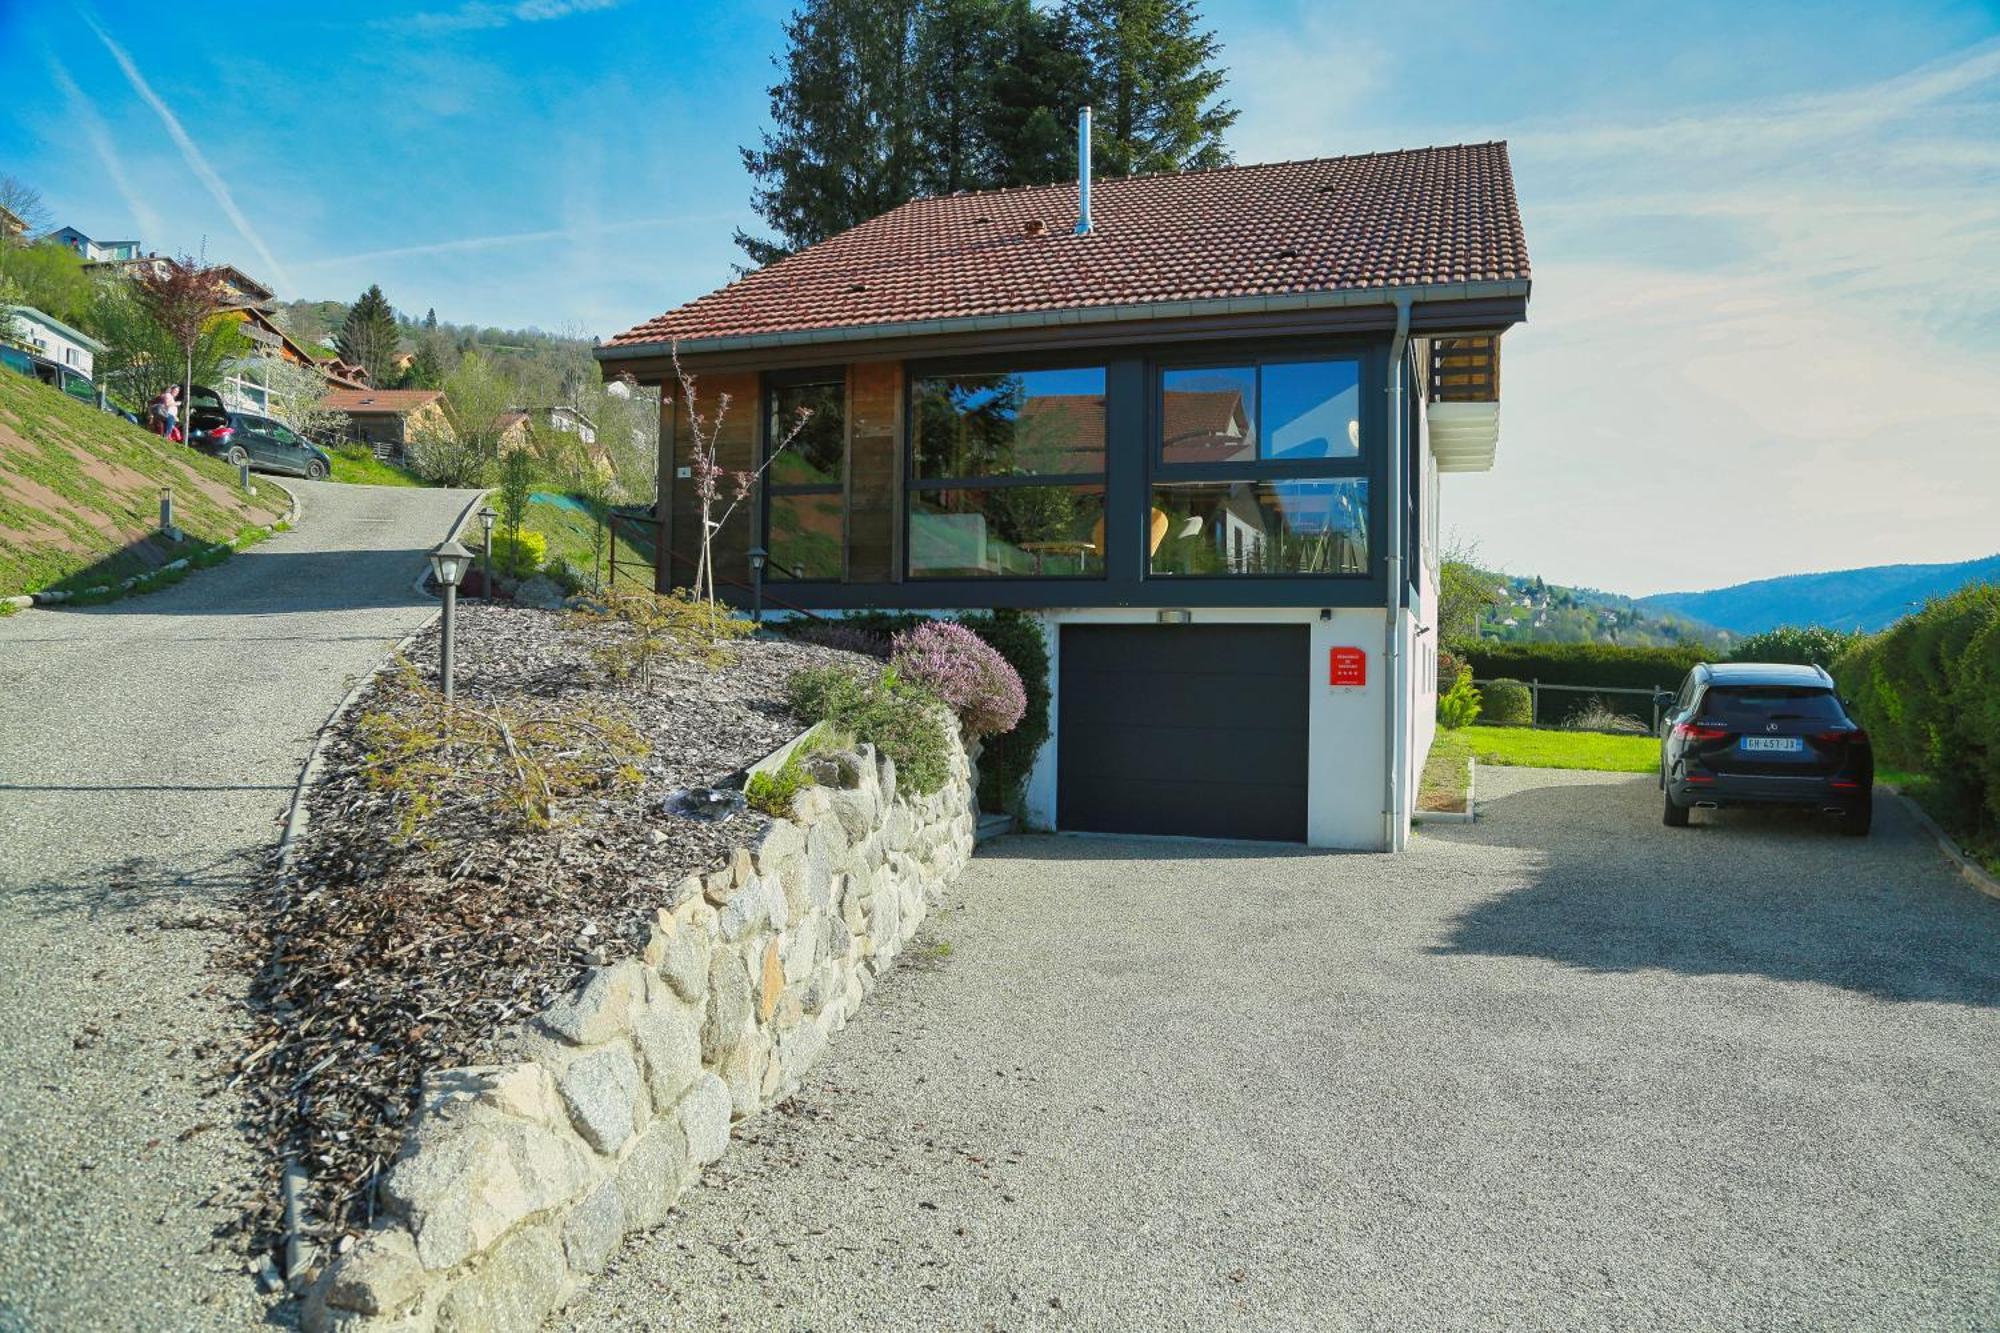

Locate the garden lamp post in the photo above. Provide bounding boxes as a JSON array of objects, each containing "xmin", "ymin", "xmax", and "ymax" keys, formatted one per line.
[
  {"xmin": 476, "ymin": 505, "xmax": 498, "ymax": 602},
  {"xmin": 747, "ymin": 545, "xmax": 768, "ymax": 626},
  {"xmin": 428, "ymin": 537, "xmax": 475, "ymax": 703}
]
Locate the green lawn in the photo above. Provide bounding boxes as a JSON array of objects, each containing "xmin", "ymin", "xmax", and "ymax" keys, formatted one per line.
[
  {"xmin": 1420, "ymin": 723, "xmax": 1657, "ymax": 814},
  {"xmin": 463, "ymin": 492, "xmax": 654, "ymax": 588},
  {"xmin": 329, "ymin": 448, "xmax": 427, "ymax": 487}
]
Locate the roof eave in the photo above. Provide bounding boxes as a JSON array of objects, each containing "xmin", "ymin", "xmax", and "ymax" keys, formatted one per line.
[{"xmin": 594, "ymin": 278, "xmax": 1532, "ymax": 363}]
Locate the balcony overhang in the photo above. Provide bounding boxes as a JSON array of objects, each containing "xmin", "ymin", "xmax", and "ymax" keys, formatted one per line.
[{"xmin": 1429, "ymin": 400, "xmax": 1501, "ymax": 472}]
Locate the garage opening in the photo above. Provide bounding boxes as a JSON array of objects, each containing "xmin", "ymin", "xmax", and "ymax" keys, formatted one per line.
[{"xmin": 1057, "ymin": 624, "xmax": 1310, "ymax": 843}]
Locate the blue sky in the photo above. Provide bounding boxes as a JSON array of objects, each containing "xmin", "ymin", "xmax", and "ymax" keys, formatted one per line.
[{"xmin": 2, "ymin": 0, "xmax": 1996, "ymax": 594}]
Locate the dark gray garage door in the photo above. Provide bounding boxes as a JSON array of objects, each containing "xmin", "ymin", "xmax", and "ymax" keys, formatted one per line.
[{"xmin": 1057, "ymin": 624, "xmax": 1309, "ymax": 842}]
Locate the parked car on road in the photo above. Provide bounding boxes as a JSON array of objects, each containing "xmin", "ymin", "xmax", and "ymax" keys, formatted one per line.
[
  {"xmin": 1656, "ymin": 662, "xmax": 1872, "ymax": 834},
  {"xmin": 190, "ymin": 406, "xmax": 332, "ymax": 479}
]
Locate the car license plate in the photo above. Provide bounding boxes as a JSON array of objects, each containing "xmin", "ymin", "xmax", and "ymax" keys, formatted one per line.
[{"xmin": 1740, "ymin": 736, "xmax": 1803, "ymax": 753}]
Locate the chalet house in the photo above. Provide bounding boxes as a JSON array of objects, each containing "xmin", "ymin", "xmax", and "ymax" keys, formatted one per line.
[
  {"xmin": 49, "ymin": 226, "xmax": 140, "ymax": 262},
  {"xmin": 323, "ymin": 388, "xmax": 446, "ymax": 456},
  {"xmin": 3, "ymin": 304, "xmax": 106, "ymax": 380},
  {"xmin": 596, "ymin": 132, "xmax": 1528, "ymax": 850}
]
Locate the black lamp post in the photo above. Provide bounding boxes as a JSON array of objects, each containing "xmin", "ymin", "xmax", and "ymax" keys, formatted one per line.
[
  {"xmin": 747, "ymin": 545, "xmax": 768, "ymax": 626},
  {"xmin": 428, "ymin": 537, "xmax": 475, "ymax": 703},
  {"xmin": 476, "ymin": 505, "xmax": 498, "ymax": 601}
]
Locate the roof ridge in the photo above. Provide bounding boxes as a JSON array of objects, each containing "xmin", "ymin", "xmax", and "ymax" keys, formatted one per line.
[{"xmin": 897, "ymin": 140, "xmax": 1514, "ymax": 208}]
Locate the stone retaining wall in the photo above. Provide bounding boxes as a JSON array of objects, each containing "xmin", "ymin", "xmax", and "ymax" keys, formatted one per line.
[{"xmin": 303, "ymin": 729, "xmax": 977, "ymax": 1331}]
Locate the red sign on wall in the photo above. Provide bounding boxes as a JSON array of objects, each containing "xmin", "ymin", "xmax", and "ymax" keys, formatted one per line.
[{"xmin": 1329, "ymin": 646, "xmax": 1368, "ymax": 688}]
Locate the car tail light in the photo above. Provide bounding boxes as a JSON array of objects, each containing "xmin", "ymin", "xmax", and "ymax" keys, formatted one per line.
[
  {"xmin": 1814, "ymin": 728, "xmax": 1869, "ymax": 745},
  {"xmin": 1684, "ymin": 772, "xmax": 1715, "ymax": 784},
  {"xmin": 212, "ymin": 425, "xmax": 235, "ymax": 442},
  {"xmin": 1831, "ymin": 779, "xmax": 1863, "ymax": 790},
  {"xmin": 1673, "ymin": 722, "xmax": 1729, "ymax": 741}
]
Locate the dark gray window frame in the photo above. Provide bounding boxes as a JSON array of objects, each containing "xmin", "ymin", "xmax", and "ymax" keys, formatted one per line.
[
  {"xmin": 1148, "ymin": 348, "xmax": 1376, "ymax": 582},
  {"xmin": 760, "ymin": 365, "xmax": 847, "ymax": 583},
  {"xmin": 903, "ymin": 358, "xmax": 1112, "ymax": 583}
]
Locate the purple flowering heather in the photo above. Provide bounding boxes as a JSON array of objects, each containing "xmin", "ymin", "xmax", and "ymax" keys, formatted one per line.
[{"xmin": 890, "ymin": 621, "xmax": 1026, "ymax": 738}]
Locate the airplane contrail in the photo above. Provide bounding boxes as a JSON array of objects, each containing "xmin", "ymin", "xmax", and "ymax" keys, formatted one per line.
[
  {"xmin": 82, "ymin": 11, "xmax": 294, "ymax": 291},
  {"xmin": 296, "ymin": 213, "xmax": 735, "ymax": 269}
]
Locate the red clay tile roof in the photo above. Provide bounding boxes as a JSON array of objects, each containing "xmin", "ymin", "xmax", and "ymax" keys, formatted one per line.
[
  {"xmin": 324, "ymin": 388, "xmax": 443, "ymax": 415},
  {"xmin": 605, "ymin": 142, "xmax": 1528, "ymax": 349}
]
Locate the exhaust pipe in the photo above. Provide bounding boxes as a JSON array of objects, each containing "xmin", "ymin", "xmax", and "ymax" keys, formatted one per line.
[
  {"xmin": 1693, "ymin": 801, "xmax": 1720, "ymax": 809},
  {"xmin": 1075, "ymin": 106, "xmax": 1093, "ymax": 235}
]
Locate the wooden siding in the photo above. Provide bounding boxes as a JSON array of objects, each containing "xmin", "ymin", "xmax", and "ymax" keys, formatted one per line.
[
  {"xmin": 846, "ymin": 361, "xmax": 902, "ymax": 583},
  {"xmin": 663, "ymin": 370, "xmax": 758, "ymax": 592}
]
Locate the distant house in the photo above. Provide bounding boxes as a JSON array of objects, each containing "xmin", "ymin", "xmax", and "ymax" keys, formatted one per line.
[
  {"xmin": 323, "ymin": 388, "xmax": 446, "ymax": 457},
  {"xmin": 50, "ymin": 226, "xmax": 140, "ymax": 262},
  {"xmin": 495, "ymin": 410, "xmax": 531, "ymax": 450},
  {"xmin": 0, "ymin": 205, "xmax": 24, "ymax": 242},
  {"xmin": 3, "ymin": 304, "xmax": 106, "ymax": 380},
  {"xmin": 87, "ymin": 254, "xmax": 275, "ymax": 310},
  {"xmin": 220, "ymin": 308, "xmax": 368, "ymax": 414},
  {"xmin": 535, "ymin": 404, "xmax": 597, "ymax": 445}
]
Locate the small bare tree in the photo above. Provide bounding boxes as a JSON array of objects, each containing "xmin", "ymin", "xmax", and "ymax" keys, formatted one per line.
[
  {"xmin": 668, "ymin": 340, "xmax": 812, "ymax": 603},
  {"xmin": 257, "ymin": 355, "xmax": 349, "ymax": 443}
]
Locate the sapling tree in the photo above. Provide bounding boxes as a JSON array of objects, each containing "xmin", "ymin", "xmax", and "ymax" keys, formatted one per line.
[
  {"xmin": 668, "ymin": 340, "xmax": 814, "ymax": 603},
  {"xmin": 132, "ymin": 256, "xmax": 230, "ymax": 440}
]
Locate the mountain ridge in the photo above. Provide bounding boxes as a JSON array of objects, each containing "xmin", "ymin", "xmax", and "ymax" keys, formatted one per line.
[{"xmin": 1638, "ymin": 554, "xmax": 2000, "ymax": 635}]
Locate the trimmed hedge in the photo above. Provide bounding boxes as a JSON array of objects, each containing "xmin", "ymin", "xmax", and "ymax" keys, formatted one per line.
[
  {"xmin": 1833, "ymin": 583, "xmax": 2000, "ymax": 838},
  {"xmin": 1483, "ymin": 677, "xmax": 1533, "ymax": 725},
  {"xmin": 1450, "ymin": 641, "xmax": 1707, "ymax": 692}
]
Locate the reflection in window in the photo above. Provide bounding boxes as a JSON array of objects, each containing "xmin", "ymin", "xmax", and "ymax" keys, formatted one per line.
[
  {"xmin": 1161, "ymin": 367, "xmax": 1256, "ymax": 463},
  {"xmin": 912, "ymin": 368, "xmax": 1106, "ymax": 479},
  {"xmin": 909, "ymin": 485, "xmax": 1106, "ymax": 578},
  {"xmin": 764, "ymin": 377, "xmax": 844, "ymax": 580},
  {"xmin": 1148, "ymin": 479, "xmax": 1369, "ymax": 576},
  {"xmin": 767, "ymin": 381, "xmax": 845, "ymax": 487},
  {"xmin": 768, "ymin": 491, "xmax": 844, "ymax": 580},
  {"xmin": 1160, "ymin": 360, "xmax": 1359, "ymax": 463}
]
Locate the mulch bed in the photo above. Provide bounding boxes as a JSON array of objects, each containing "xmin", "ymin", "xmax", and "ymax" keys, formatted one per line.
[{"xmin": 229, "ymin": 604, "xmax": 859, "ymax": 1267}]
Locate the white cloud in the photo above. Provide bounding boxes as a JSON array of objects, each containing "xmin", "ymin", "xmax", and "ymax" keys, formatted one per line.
[
  {"xmin": 81, "ymin": 13, "xmax": 293, "ymax": 291},
  {"xmin": 394, "ymin": 0, "xmax": 626, "ymax": 34}
]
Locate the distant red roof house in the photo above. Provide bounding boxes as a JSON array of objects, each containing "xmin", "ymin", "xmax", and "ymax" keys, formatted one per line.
[
  {"xmin": 325, "ymin": 388, "xmax": 445, "ymax": 457},
  {"xmin": 603, "ymin": 142, "xmax": 1528, "ymax": 353}
]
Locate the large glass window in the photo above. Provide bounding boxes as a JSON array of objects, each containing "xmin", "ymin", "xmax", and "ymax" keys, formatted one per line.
[
  {"xmin": 1153, "ymin": 356, "xmax": 1367, "ymax": 579},
  {"xmin": 764, "ymin": 377, "xmax": 844, "ymax": 580},
  {"xmin": 909, "ymin": 367, "xmax": 1106, "ymax": 579},
  {"xmin": 1148, "ymin": 479, "xmax": 1369, "ymax": 576}
]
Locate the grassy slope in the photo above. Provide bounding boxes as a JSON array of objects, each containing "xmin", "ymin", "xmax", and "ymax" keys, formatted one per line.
[
  {"xmin": 457, "ymin": 493, "xmax": 654, "ymax": 588},
  {"xmin": 0, "ymin": 372, "xmax": 289, "ymax": 595},
  {"xmin": 329, "ymin": 450, "xmax": 426, "ymax": 487}
]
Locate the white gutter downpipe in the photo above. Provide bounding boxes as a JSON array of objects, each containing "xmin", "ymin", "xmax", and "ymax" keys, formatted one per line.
[
  {"xmin": 1075, "ymin": 106, "xmax": 1093, "ymax": 235},
  {"xmin": 1384, "ymin": 293, "xmax": 1413, "ymax": 852}
]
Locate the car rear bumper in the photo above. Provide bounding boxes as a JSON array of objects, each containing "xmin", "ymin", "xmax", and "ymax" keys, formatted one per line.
[{"xmin": 1670, "ymin": 772, "xmax": 1868, "ymax": 808}]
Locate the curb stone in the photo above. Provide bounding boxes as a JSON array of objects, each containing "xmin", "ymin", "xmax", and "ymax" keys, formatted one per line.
[
  {"xmin": 1413, "ymin": 756, "xmax": 1478, "ymax": 826},
  {"xmin": 1883, "ymin": 785, "xmax": 2000, "ymax": 904}
]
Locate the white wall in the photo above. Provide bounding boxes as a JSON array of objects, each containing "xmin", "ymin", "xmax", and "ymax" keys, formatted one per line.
[
  {"xmin": 1019, "ymin": 606, "xmax": 1396, "ymax": 851},
  {"xmin": 6, "ymin": 312, "xmax": 95, "ymax": 379}
]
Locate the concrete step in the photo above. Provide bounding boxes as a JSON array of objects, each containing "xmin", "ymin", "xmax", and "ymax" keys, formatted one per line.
[{"xmin": 975, "ymin": 812, "xmax": 1016, "ymax": 844}]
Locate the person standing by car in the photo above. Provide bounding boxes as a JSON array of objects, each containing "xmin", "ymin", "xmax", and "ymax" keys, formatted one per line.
[{"xmin": 149, "ymin": 385, "xmax": 181, "ymax": 442}]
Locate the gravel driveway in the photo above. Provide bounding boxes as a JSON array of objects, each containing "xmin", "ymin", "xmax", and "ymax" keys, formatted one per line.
[
  {"xmin": 0, "ymin": 479, "xmax": 477, "ymax": 1331},
  {"xmin": 564, "ymin": 766, "xmax": 2000, "ymax": 1332}
]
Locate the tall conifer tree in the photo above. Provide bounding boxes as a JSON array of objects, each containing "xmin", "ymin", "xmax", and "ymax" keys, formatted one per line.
[{"xmin": 337, "ymin": 285, "xmax": 401, "ymax": 387}]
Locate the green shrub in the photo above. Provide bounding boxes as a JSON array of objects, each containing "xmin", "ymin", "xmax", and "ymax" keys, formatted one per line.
[
  {"xmin": 1437, "ymin": 664, "xmax": 1482, "ymax": 729},
  {"xmin": 1727, "ymin": 625, "xmax": 1861, "ymax": 671},
  {"xmin": 1834, "ymin": 583, "xmax": 2000, "ymax": 836},
  {"xmin": 744, "ymin": 727, "xmax": 841, "ymax": 817},
  {"xmin": 1451, "ymin": 641, "xmax": 1706, "ymax": 696},
  {"xmin": 334, "ymin": 441, "xmax": 375, "ymax": 461},
  {"xmin": 492, "ymin": 529, "xmax": 547, "ymax": 578},
  {"xmin": 785, "ymin": 664, "xmax": 952, "ymax": 795},
  {"xmin": 1482, "ymin": 677, "xmax": 1532, "ymax": 725},
  {"xmin": 958, "ymin": 610, "xmax": 1049, "ymax": 814}
]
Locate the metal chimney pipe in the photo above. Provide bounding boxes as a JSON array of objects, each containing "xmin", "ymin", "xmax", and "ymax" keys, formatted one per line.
[{"xmin": 1075, "ymin": 105, "xmax": 1093, "ymax": 235}]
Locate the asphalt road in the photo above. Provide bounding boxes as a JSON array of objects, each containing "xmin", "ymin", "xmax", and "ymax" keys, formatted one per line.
[
  {"xmin": 0, "ymin": 479, "xmax": 477, "ymax": 1332},
  {"xmin": 565, "ymin": 767, "xmax": 2000, "ymax": 1332}
]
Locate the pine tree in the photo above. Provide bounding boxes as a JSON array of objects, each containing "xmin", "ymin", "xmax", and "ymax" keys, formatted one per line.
[
  {"xmin": 912, "ymin": 0, "xmax": 1008, "ymax": 196},
  {"xmin": 735, "ymin": 0, "xmax": 924, "ymax": 266},
  {"xmin": 403, "ymin": 343, "xmax": 445, "ymax": 390},
  {"xmin": 985, "ymin": 0, "xmax": 1091, "ymax": 187},
  {"xmin": 423, "ymin": 307, "xmax": 437, "ymax": 331},
  {"xmin": 337, "ymin": 285, "xmax": 401, "ymax": 388},
  {"xmin": 1072, "ymin": 0, "xmax": 1235, "ymax": 178}
]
